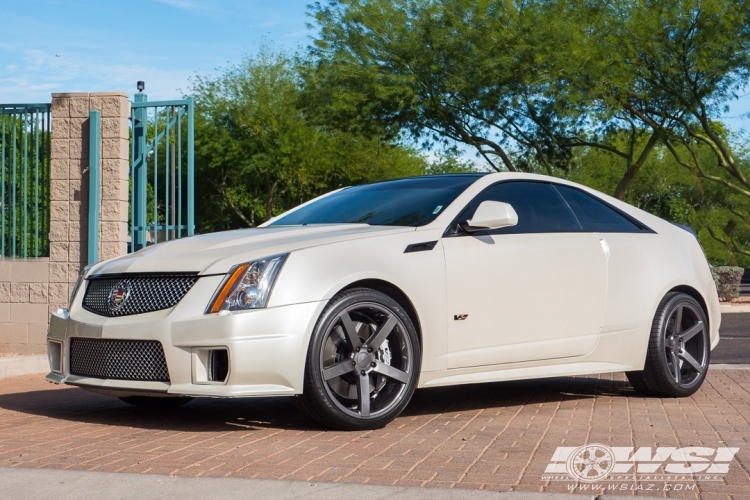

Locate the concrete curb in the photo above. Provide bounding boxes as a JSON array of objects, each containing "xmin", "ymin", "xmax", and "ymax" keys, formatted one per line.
[
  {"xmin": 0, "ymin": 467, "xmax": 623, "ymax": 500},
  {"xmin": 712, "ymin": 363, "xmax": 750, "ymax": 370},
  {"xmin": 720, "ymin": 304, "xmax": 750, "ymax": 313},
  {"xmin": 0, "ymin": 355, "xmax": 48, "ymax": 380}
]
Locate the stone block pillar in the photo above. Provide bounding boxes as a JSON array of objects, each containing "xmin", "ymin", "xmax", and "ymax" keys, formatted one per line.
[
  {"xmin": 91, "ymin": 93, "xmax": 130, "ymax": 261},
  {"xmin": 49, "ymin": 92, "xmax": 130, "ymax": 311}
]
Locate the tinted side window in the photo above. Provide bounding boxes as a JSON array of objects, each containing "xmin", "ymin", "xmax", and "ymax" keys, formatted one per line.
[
  {"xmin": 467, "ymin": 181, "xmax": 581, "ymax": 234},
  {"xmin": 554, "ymin": 185, "xmax": 641, "ymax": 233}
]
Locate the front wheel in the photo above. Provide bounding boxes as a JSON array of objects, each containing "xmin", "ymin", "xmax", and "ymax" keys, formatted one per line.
[
  {"xmin": 297, "ymin": 288, "xmax": 421, "ymax": 430},
  {"xmin": 627, "ymin": 292, "xmax": 710, "ymax": 397}
]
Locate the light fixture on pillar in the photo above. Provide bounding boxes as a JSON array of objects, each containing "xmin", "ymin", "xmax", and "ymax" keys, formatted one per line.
[{"xmin": 137, "ymin": 81, "xmax": 145, "ymax": 93}]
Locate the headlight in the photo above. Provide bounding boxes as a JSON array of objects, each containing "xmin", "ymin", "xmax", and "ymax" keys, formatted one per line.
[
  {"xmin": 69, "ymin": 264, "xmax": 94, "ymax": 309},
  {"xmin": 206, "ymin": 253, "xmax": 288, "ymax": 313}
]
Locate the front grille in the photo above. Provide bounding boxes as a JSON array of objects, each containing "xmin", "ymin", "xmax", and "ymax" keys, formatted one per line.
[
  {"xmin": 69, "ymin": 338, "xmax": 170, "ymax": 382},
  {"xmin": 82, "ymin": 274, "xmax": 198, "ymax": 317}
]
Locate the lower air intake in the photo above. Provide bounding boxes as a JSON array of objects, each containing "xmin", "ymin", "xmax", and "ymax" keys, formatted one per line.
[{"xmin": 69, "ymin": 338, "xmax": 170, "ymax": 382}]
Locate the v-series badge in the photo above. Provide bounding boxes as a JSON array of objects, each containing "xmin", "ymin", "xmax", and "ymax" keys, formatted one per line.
[{"xmin": 454, "ymin": 314, "xmax": 469, "ymax": 321}]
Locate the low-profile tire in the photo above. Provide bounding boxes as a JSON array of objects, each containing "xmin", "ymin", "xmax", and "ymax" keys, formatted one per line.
[
  {"xmin": 119, "ymin": 396, "xmax": 193, "ymax": 409},
  {"xmin": 296, "ymin": 288, "xmax": 421, "ymax": 431},
  {"xmin": 627, "ymin": 292, "xmax": 710, "ymax": 398}
]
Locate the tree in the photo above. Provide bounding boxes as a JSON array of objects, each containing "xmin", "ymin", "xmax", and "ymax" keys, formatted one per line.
[
  {"xmin": 307, "ymin": 0, "xmax": 661, "ymax": 185},
  {"xmin": 191, "ymin": 48, "xmax": 427, "ymax": 232},
  {"xmin": 582, "ymin": 0, "xmax": 750, "ymax": 255},
  {"xmin": 579, "ymin": 0, "xmax": 750, "ymax": 200},
  {"xmin": 306, "ymin": 0, "xmax": 584, "ymax": 175},
  {"xmin": 307, "ymin": 0, "xmax": 750, "ymax": 201}
]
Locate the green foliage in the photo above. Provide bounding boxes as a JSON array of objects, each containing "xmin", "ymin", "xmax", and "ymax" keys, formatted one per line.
[
  {"xmin": 711, "ymin": 266, "xmax": 744, "ymax": 301},
  {"xmin": 424, "ymin": 151, "xmax": 482, "ymax": 175},
  {"xmin": 0, "ymin": 114, "xmax": 50, "ymax": 258},
  {"xmin": 306, "ymin": 0, "xmax": 578, "ymax": 174},
  {"xmin": 308, "ymin": 0, "xmax": 749, "ymax": 181},
  {"xmin": 191, "ymin": 48, "xmax": 427, "ymax": 231},
  {"xmin": 586, "ymin": 0, "xmax": 750, "ymax": 204}
]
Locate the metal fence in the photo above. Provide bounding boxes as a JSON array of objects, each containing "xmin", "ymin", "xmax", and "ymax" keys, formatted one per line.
[
  {"xmin": 0, "ymin": 104, "xmax": 51, "ymax": 258},
  {"xmin": 130, "ymin": 94, "xmax": 194, "ymax": 252}
]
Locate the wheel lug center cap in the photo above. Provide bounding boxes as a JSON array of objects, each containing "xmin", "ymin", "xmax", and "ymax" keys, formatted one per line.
[{"xmin": 356, "ymin": 352, "xmax": 371, "ymax": 369}]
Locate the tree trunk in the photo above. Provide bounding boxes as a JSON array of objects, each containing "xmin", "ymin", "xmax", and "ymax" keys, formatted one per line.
[
  {"xmin": 613, "ymin": 131, "xmax": 660, "ymax": 200},
  {"xmin": 266, "ymin": 180, "xmax": 278, "ymax": 222}
]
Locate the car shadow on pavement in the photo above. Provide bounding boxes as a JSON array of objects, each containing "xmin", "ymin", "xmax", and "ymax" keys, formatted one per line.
[
  {"xmin": 0, "ymin": 376, "xmax": 635, "ymax": 432},
  {"xmin": 404, "ymin": 375, "xmax": 635, "ymax": 419}
]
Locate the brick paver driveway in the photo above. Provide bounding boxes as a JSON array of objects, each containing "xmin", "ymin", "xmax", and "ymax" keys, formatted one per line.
[{"xmin": 1, "ymin": 371, "xmax": 749, "ymax": 499}]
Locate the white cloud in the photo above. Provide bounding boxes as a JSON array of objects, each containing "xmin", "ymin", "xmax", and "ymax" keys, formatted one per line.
[
  {"xmin": 0, "ymin": 48, "xmax": 195, "ymax": 103},
  {"xmin": 153, "ymin": 0, "xmax": 229, "ymax": 19},
  {"xmin": 155, "ymin": 0, "xmax": 201, "ymax": 10}
]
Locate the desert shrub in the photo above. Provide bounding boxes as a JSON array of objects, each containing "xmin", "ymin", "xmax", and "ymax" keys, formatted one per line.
[{"xmin": 711, "ymin": 266, "xmax": 744, "ymax": 301}]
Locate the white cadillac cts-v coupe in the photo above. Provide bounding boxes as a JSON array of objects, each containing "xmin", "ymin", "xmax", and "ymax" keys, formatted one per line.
[{"xmin": 47, "ymin": 173, "xmax": 720, "ymax": 430}]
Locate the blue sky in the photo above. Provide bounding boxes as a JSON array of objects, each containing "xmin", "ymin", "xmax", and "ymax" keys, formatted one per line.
[
  {"xmin": 1, "ymin": 0, "xmax": 747, "ymax": 133},
  {"xmin": 0, "ymin": 0, "xmax": 311, "ymax": 103}
]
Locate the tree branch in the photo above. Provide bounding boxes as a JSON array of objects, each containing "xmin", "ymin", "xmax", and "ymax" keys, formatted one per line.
[
  {"xmin": 664, "ymin": 140, "xmax": 750, "ymax": 199},
  {"xmin": 216, "ymin": 181, "xmax": 255, "ymax": 228}
]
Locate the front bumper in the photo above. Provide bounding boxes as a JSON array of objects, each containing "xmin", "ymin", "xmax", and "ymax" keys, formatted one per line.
[{"xmin": 47, "ymin": 275, "xmax": 327, "ymax": 397}]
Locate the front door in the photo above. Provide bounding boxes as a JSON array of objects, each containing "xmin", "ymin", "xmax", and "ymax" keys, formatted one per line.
[{"xmin": 443, "ymin": 181, "xmax": 608, "ymax": 369}]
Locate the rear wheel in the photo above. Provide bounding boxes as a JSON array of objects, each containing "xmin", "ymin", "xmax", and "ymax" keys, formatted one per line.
[
  {"xmin": 119, "ymin": 396, "xmax": 193, "ymax": 409},
  {"xmin": 297, "ymin": 288, "xmax": 420, "ymax": 430},
  {"xmin": 627, "ymin": 292, "xmax": 710, "ymax": 397}
]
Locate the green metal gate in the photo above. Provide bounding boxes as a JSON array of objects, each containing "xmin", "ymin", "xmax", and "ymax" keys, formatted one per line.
[
  {"xmin": 130, "ymin": 94, "xmax": 194, "ymax": 252},
  {"xmin": 0, "ymin": 104, "xmax": 51, "ymax": 258}
]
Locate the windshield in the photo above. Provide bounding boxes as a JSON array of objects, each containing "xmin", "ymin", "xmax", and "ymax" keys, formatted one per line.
[{"xmin": 270, "ymin": 175, "xmax": 483, "ymax": 227}]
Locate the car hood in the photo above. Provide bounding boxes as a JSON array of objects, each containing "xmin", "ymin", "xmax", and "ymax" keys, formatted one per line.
[{"xmin": 89, "ymin": 224, "xmax": 415, "ymax": 276}]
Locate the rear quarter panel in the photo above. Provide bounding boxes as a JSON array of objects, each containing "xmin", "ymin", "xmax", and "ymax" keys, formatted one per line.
[{"xmin": 588, "ymin": 192, "xmax": 720, "ymax": 368}]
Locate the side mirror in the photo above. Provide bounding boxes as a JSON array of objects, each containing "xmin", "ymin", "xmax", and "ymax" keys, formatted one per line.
[{"xmin": 460, "ymin": 201, "xmax": 518, "ymax": 233}]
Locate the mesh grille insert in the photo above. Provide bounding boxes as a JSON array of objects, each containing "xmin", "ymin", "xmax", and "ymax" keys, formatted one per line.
[
  {"xmin": 82, "ymin": 275, "xmax": 198, "ymax": 317},
  {"xmin": 69, "ymin": 338, "xmax": 170, "ymax": 382}
]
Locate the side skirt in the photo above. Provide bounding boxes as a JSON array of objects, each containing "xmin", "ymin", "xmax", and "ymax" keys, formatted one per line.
[{"xmin": 418, "ymin": 361, "xmax": 638, "ymax": 389}]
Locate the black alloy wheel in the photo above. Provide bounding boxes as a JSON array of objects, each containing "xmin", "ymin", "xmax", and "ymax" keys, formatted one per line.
[
  {"xmin": 627, "ymin": 292, "xmax": 710, "ymax": 397},
  {"xmin": 297, "ymin": 288, "xmax": 420, "ymax": 430}
]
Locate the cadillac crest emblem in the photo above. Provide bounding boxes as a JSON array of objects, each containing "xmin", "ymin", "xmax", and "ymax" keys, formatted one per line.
[{"xmin": 107, "ymin": 281, "xmax": 131, "ymax": 312}]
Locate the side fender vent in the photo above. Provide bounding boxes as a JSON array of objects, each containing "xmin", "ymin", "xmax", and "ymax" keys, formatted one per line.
[{"xmin": 404, "ymin": 241, "xmax": 438, "ymax": 253}]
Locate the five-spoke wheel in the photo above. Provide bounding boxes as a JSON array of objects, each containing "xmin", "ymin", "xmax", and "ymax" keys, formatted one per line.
[
  {"xmin": 297, "ymin": 288, "xmax": 420, "ymax": 430},
  {"xmin": 627, "ymin": 292, "xmax": 710, "ymax": 397}
]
